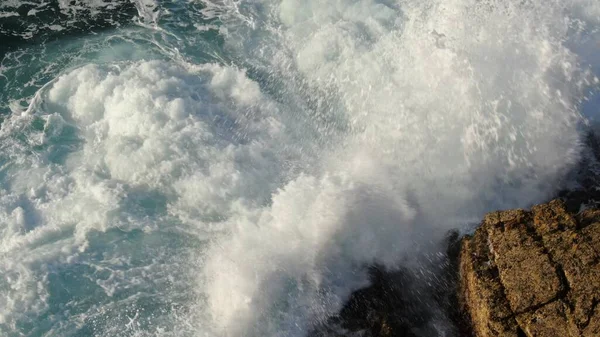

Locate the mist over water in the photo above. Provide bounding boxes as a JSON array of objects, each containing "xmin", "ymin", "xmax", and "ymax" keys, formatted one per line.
[{"xmin": 0, "ymin": 0, "xmax": 599, "ymax": 336}]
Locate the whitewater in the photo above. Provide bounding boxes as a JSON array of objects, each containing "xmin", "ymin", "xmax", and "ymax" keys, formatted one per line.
[{"xmin": 0, "ymin": 0, "xmax": 599, "ymax": 336}]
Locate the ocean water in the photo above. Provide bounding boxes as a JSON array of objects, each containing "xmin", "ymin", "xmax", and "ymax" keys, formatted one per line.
[{"xmin": 0, "ymin": 0, "xmax": 599, "ymax": 336}]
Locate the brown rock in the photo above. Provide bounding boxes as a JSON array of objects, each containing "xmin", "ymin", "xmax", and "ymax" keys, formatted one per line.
[
  {"xmin": 515, "ymin": 300, "xmax": 577, "ymax": 337},
  {"xmin": 460, "ymin": 233, "xmax": 518, "ymax": 337},
  {"xmin": 460, "ymin": 199, "xmax": 600, "ymax": 337}
]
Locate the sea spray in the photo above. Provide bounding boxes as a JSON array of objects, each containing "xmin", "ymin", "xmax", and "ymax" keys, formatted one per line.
[
  {"xmin": 0, "ymin": 0, "xmax": 598, "ymax": 336},
  {"xmin": 202, "ymin": 0, "xmax": 599, "ymax": 335}
]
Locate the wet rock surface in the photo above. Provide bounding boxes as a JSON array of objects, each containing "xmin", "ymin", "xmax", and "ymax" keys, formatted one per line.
[
  {"xmin": 459, "ymin": 199, "xmax": 600, "ymax": 337},
  {"xmin": 321, "ymin": 199, "xmax": 600, "ymax": 337},
  {"xmin": 310, "ymin": 266, "xmax": 430, "ymax": 337},
  {"xmin": 309, "ymin": 233, "xmax": 467, "ymax": 337},
  {"xmin": 315, "ymin": 199, "xmax": 600, "ymax": 337},
  {"xmin": 313, "ymin": 134, "xmax": 600, "ymax": 337}
]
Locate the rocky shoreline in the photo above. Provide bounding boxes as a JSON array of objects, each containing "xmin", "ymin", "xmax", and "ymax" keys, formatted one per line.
[
  {"xmin": 460, "ymin": 199, "xmax": 600, "ymax": 337},
  {"xmin": 311, "ymin": 198, "xmax": 600, "ymax": 337},
  {"xmin": 312, "ymin": 133, "xmax": 600, "ymax": 337}
]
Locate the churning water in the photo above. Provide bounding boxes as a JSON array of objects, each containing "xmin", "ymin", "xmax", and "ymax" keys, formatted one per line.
[{"xmin": 0, "ymin": 0, "xmax": 599, "ymax": 336}]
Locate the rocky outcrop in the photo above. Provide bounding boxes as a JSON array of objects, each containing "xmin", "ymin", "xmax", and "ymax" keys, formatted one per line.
[
  {"xmin": 459, "ymin": 199, "xmax": 600, "ymax": 337},
  {"xmin": 310, "ymin": 266, "xmax": 430, "ymax": 337},
  {"xmin": 309, "ymin": 234, "xmax": 467, "ymax": 337}
]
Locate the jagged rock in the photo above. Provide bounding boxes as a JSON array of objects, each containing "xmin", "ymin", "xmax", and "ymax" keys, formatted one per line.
[
  {"xmin": 459, "ymin": 199, "xmax": 600, "ymax": 337},
  {"xmin": 313, "ymin": 128, "xmax": 600, "ymax": 337},
  {"xmin": 310, "ymin": 233, "xmax": 466, "ymax": 337},
  {"xmin": 309, "ymin": 266, "xmax": 431, "ymax": 337}
]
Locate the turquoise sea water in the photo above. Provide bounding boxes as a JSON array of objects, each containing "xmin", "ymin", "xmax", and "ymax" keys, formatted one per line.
[{"xmin": 1, "ymin": 1, "xmax": 599, "ymax": 336}]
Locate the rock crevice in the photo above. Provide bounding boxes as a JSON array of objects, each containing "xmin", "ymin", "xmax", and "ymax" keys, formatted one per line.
[{"xmin": 460, "ymin": 199, "xmax": 600, "ymax": 337}]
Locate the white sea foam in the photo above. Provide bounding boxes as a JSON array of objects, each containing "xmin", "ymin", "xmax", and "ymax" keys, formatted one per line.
[
  {"xmin": 0, "ymin": 60, "xmax": 308, "ymax": 334},
  {"xmin": 0, "ymin": 0, "xmax": 599, "ymax": 336},
  {"xmin": 200, "ymin": 0, "xmax": 600, "ymax": 336}
]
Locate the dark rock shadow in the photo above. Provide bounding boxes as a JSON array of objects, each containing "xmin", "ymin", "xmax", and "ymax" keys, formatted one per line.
[{"xmin": 309, "ymin": 231, "xmax": 472, "ymax": 337}]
